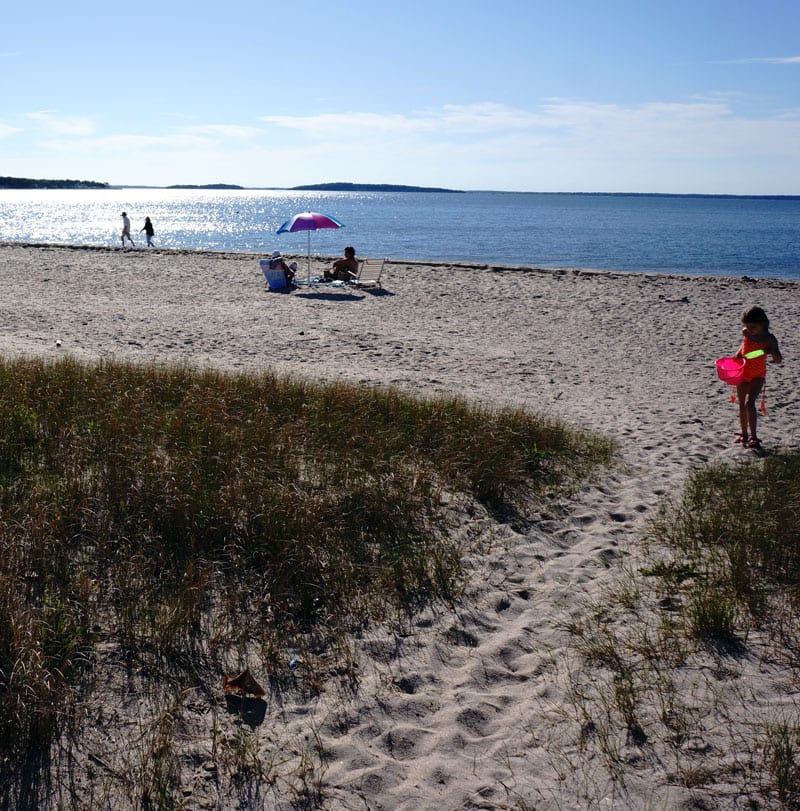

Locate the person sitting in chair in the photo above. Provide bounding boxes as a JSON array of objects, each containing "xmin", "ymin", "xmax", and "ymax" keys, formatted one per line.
[
  {"xmin": 325, "ymin": 246, "xmax": 358, "ymax": 282},
  {"xmin": 270, "ymin": 251, "xmax": 295, "ymax": 285}
]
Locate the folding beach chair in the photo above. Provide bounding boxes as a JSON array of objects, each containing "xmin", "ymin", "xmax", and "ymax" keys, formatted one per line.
[
  {"xmin": 351, "ymin": 258, "xmax": 384, "ymax": 288},
  {"xmin": 260, "ymin": 259, "xmax": 288, "ymax": 291}
]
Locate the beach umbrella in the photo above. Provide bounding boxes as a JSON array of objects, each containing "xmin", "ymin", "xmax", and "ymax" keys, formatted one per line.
[{"xmin": 276, "ymin": 211, "xmax": 344, "ymax": 280}]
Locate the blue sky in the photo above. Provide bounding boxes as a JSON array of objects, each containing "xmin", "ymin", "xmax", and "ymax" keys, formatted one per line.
[{"xmin": 2, "ymin": 0, "xmax": 799, "ymax": 193}]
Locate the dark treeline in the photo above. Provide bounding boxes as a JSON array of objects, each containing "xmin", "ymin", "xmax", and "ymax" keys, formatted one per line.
[
  {"xmin": 0, "ymin": 176, "xmax": 109, "ymax": 189},
  {"xmin": 291, "ymin": 182, "xmax": 464, "ymax": 193}
]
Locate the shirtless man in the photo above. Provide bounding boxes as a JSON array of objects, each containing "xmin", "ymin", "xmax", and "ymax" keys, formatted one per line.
[{"xmin": 325, "ymin": 246, "xmax": 358, "ymax": 281}]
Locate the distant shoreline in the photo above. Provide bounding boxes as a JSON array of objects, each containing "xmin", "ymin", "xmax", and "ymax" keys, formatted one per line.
[
  {"xmin": 289, "ymin": 182, "xmax": 464, "ymax": 193},
  {"xmin": 166, "ymin": 183, "xmax": 244, "ymax": 190},
  {"xmin": 2, "ymin": 179, "xmax": 795, "ymax": 200},
  {"xmin": 0, "ymin": 176, "xmax": 109, "ymax": 190}
]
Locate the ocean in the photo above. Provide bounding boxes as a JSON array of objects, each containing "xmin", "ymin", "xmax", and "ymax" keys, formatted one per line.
[{"xmin": 1, "ymin": 188, "xmax": 798, "ymax": 279}]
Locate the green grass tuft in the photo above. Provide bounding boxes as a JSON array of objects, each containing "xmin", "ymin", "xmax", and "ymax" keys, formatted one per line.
[{"xmin": 649, "ymin": 453, "xmax": 800, "ymax": 636}]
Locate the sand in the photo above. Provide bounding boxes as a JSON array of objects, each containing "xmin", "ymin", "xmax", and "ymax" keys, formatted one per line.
[{"xmin": 1, "ymin": 242, "xmax": 799, "ymax": 809}]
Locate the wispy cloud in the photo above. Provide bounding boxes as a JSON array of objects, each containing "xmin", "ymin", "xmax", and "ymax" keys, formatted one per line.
[
  {"xmin": 27, "ymin": 111, "xmax": 95, "ymax": 136},
  {"xmin": 253, "ymin": 99, "xmax": 800, "ymax": 191},
  {"xmin": 36, "ymin": 124, "xmax": 263, "ymax": 153},
  {"xmin": 0, "ymin": 123, "xmax": 21, "ymax": 138},
  {"xmin": 718, "ymin": 56, "xmax": 800, "ymax": 64},
  {"xmin": 259, "ymin": 99, "xmax": 800, "ymax": 157},
  {"xmin": 262, "ymin": 111, "xmax": 423, "ymax": 137},
  {"xmin": 187, "ymin": 124, "xmax": 263, "ymax": 139},
  {"xmin": 38, "ymin": 132, "xmax": 220, "ymax": 153},
  {"xmin": 15, "ymin": 98, "xmax": 800, "ymax": 193},
  {"xmin": 261, "ymin": 104, "xmax": 550, "ymax": 142}
]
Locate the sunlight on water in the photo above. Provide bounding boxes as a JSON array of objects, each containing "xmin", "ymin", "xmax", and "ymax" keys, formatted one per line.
[{"xmin": 0, "ymin": 188, "xmax": 798, "ymax": 278}]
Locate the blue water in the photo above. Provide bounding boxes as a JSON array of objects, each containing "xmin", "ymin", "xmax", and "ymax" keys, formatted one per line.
[{"xmin": 1, "ymin": 188, "xmax": 798, "ymax": 279}]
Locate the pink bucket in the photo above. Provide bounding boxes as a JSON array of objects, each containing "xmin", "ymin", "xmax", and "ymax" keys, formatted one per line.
[{"xmin": 716, "ymin": 356, "xmax": 746, "ymax": 385}]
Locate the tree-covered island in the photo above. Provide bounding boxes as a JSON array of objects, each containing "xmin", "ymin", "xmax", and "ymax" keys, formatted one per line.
[
  {"xmin": 0, "ymin": 176, "xmax": 109, "ymax": 189},
  {"xmin": 291, "ymin": 182, "xmax": 463, "ymax": 193}
]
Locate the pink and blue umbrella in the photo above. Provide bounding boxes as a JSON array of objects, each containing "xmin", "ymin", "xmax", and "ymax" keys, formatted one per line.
[{"xmin": 277, "ymin": 211, "xmax": 345, "ymax": 280}]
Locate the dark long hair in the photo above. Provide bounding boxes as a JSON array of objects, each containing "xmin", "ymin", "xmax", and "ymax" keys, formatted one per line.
[{"xmin": 742, "ymin": 306, "xmax": 769, "ymax": 325}]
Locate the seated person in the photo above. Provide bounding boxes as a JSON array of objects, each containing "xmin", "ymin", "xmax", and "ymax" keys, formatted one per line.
[
  {"xmin": 324, "ymin": 246, "xmax": 358, "ymax": 281},
  {"xmin": 270, "ymin": 251, "xmax": 295, "ymax": 285}
]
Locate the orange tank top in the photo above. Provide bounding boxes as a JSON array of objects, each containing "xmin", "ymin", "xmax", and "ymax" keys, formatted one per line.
[{"xmin": 742, "ymin": 335, "xmax": 768, "ymax": 380}]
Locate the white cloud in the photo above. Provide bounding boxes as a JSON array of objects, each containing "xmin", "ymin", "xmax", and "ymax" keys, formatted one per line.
[
  {"xmin": 27, "ymin": 111, "xmax": 95, "ymax": 136},
  {"xmin": 12, "ymin": 98, "xmax": 800, "ymax": 193},
  {"xmin": 720, "ymin": 56, "xmax": 800, "ymax": 65},
  {"xmin": 261, "ymin": 103, "xmax": 547, "ymax": 140},
  {"xmin": 251, "ymin": 98, "xmax": 800, "ymax": 192},
  {"xmin": 261, "ymin": 99, "xmax": 746, "ymax": 145},
  {"xmin": 0, "ymin": 123, "xmax": 21, "ymax": 138},
  {"xmin": 35, "ymin": 124, "xmax": 261, "ymax": 155},
  {"xmin": 261, "ymin": 111, "xmax": 419, "ymax": 137},
  {"xmin": 38, "ymin": 132, "xmax": 219, "ymax": 153},
  {"xmin": 757, "ymin": 56, "xmax": 800, "ymax": 64},
  {"xmin": 259, "ymin": 99, "xmax": 800, "ymax": 160},
  {"xmin": 187, "ymin": 124, "xmax": 263, "ymax": 139}
]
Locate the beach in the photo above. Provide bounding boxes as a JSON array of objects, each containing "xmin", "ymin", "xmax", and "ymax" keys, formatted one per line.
[{"xmin": 2, "ymin": 242, "xmax": 799, "ymax": 809}]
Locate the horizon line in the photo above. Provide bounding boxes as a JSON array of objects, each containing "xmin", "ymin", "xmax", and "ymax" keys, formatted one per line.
[{"xmin": 110, "ymin": 186, "xmax": 800, "ymax": 200}]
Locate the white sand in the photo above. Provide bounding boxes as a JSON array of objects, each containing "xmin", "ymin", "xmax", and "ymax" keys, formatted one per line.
[{"xmin": 1, "ymin": 242, "xmax": 799, "ymax": 809}]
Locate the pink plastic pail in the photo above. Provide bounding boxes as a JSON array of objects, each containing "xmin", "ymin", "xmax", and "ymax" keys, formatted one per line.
[{"xmin": 716, "ymin": 356, "xmax": 746, "ymax": 385}]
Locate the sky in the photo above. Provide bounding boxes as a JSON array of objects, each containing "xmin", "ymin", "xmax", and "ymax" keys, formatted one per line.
[{"xmin": 2, "ymin": 0, "xmax": 799, "ymax": 194}]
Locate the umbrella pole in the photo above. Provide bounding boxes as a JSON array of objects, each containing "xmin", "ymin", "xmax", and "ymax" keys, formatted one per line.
[{"xmin": 307, "ymin": 231, "xmax": 311, "ymax": 281}]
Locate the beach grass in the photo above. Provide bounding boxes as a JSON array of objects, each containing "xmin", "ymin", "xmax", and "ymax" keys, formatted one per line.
[
  {"xmin": 564, "ymin": 451, "xmax": 800, "ymax": 805},
  {"xmin": 0, "ymin": 355, "xmax": 613, "ymax": 808},
  {"xmin": 649, "ymin": 453, "xmax": 800, "ymax": 641}
]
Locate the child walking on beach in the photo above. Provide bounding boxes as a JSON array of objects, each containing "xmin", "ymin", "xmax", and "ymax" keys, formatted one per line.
[
  {"xmin": 733, "ymin": 306, "xmax": 782, "ymax": 450},
  {"xmin": 140, "ymin": 216, "xmax": 155, "ymax": 247}
]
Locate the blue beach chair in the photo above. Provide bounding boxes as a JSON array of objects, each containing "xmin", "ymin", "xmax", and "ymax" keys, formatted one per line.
[{"xmin": 260, "ymin": 259, "xmax": 288, "ymax": 291}]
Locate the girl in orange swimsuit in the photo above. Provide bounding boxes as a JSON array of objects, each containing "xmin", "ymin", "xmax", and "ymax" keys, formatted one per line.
[{"xmin": 734, "ymin": 306, "xmax": 782, "ymax": 449}]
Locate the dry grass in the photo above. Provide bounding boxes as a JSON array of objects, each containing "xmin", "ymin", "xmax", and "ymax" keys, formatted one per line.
[
  {"xmin": 0, "ymin": 355, "xmax": 612, "ymax": 809},
  {"xmin": 563, "ymin": 451, "xmax": 800, "ymax": 808}
]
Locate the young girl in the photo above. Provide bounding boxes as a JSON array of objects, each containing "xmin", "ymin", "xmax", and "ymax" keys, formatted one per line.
[
  {"xmin": 140, "ymin": 216, "xmax": 155, "ymax": 247},
  {"xmin": 734, "ymin": 306, "xmax": 782, "ymax": 449}
]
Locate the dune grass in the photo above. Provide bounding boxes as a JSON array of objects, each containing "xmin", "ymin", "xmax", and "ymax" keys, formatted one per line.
[
  {"xmin": 564, "ymin": 451, "xmax": 800, "ymax": 807},
  {"xmin": 649, "ymin": 453, "xmax": 800, "ymax": 642},
  {"xmin": 0, "ymin": 355, "xmax": 612, "ymax": 808}
]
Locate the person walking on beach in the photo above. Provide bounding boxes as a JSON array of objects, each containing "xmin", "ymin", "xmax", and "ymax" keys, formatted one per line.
[
  {"xmin": 140, "ymin": 216, "xmax": 155, "ymax": 247},
  {"xmin": 120, "ymin": 212, "xmax": 135, "ymax": 247},
  {"xmin": 733, "ymin": 306, "xmax": 782, "ymax": 450}
]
